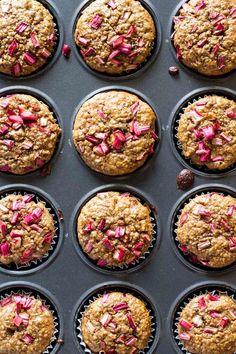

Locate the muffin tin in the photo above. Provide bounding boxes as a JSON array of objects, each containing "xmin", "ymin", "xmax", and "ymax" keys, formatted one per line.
[{"xmin": 0, "ymin": 0, "xmax": 235, "ymax": 353}]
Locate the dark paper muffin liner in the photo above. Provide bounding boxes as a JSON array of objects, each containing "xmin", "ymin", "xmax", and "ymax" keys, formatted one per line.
[
  {"xmin": 71, "ymin": 86, "xmax": 161, "ymax": 179},
  {"xmin": 0, "ymin": 0, "xmax": 64, "ymax": 81},
  {"xmin": 73, "ymin": 282, "xmax": 160, "ymax": 354},
  {"xmin": 168, "ymin": 0, "xmax": 236, "ymax": 80},
  {"xmin": 71, "ymin": 184, "xmax": 160, "ymax": 275},
  {"xmin": 0, "ymin": 86, "xmax": 63, "ymax": 177},
  {"xmin": 71, "ymin": 0, "xmax": 162, "ymax": 81},
  {"xmin": 169, "ymin": 87, "xmax": 236, "ymax": 177},
  {"xmin": 0, "ymin": 184, "xmax": 64, "ymax": 275},
  {"xmin": 0, "ymin": 281, "xmax": 64, "ymax": 354},
  {"xmin": 169, "ymin": 184, "xmax": 236, "ymax": 274},
  {"xmin": 168, "ymin": 282, "xmax": 236, "ymax": 354}
]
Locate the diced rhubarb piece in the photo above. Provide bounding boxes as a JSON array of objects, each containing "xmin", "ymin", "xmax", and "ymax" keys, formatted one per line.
[
  {"xmin": 229, "ymin": 7, "xmax": 236, "ymax": 16},
  {"xmin": 40, "ymin": 48, "xmax": 51, "ymax": 59},
  {"xmin": 8, "ymin": 114, "xmax": 23, "ymax": 125},
  {"xmin": 43, "ymin": 233, "xmax": 53, "ymax": 244},
  {"xmin": 13, "ymin": 314, "xmax": 23, "ymax": 327},
  {"xmin": 180, "ymin": 244, "xmax": 188, "ymax": 253},
  {"xmin": 12, "ymin": 200, "xmax": 25, "ymax": 211},
  {"xmin": 179, "ymin": 212, "xmax": 188, "ymax": 225},
  {"xmin": 114, "ymin": 247, "xmax": 126, "ymax": 262},
  {"xmin": 90, "ymin": 14, "xmax": 103, "ymax": 29},
  {"xmin": 212, "ymin": 44, "xmax": 220, "ymax": 56},
  {"xmin": 218, "ymin": 55, "xmax": 225, "ymax": 70},
  {"xmin": 130, "ymin": 102, "xmax": 140, "ymax": 116},
  {"xmin": 220, "ymin": 133, "xmax": 231, "ymax": 142},
  {"xmin": 197, "ymin": 39, "xmax": 208, "ymax": 48},
  {"xmin": 22, "ymin": 195, "xmax": 32, "ymax": 203},
  {"xmin": 94, "ymin": 141, "xmax": 110, "ymax": 155},
  {"xmin": 0, "ymin": 125, "xmax": 9, "ymax": 136},
  {"xmin": 21, "ymin": 248, "xmax": 33, "ymax": 262},
  {"xmin": 179, "ymin": 319, "xmax": 192, "ymax": 331},
  {"xmin": 16, "ymin": 22, "xmax": 28, "ymax": 33},
  {"xmin": 116, "ymin": 335, "xmax": 126, "ymax": 343},
  {"xmin": 107, "ymin": 320, "xmax": 117, "ymax": 330},
  {"xmin": 150, "ymin": 130, "xmax": 159, "ymax": 140},
  {"xmin": 230, "ymin": 311, "xmax": 236, "ymax": 319},
  {"xmin": 127, "ymin": 313, "xmax": 137, "ymax": 330},
  {"xmin": 196, "ymin": 0, "xmax": 206, "ymax": 10},
  {"xmin": 113, "ymin": 302, "xmax": 128, "ymax": 312},
  {"xmin": 110, "ymin": 58, "xmax": 122, "ymax": 66},
  {"xmin": 78, "ymin": 36, "xmax": 89, "ymax": 46},
  {"xmin": 12, "ymin": 62, "xmax": 22, "ymax": 76},
  {"xmin": 48, "ymin": 32, "xmax": 56, "ymax": 44},
  {"xmin": 229, "ymin": 236, "xmax": 236, "ymax": 249},
  {"xmin": 193, "ymin": 128, "xmax": 203, "ymax": 140},
  {"xmin": 97, "ymin": 259, "xmax": 108, "ymax": 267},
  {"xmin": 220, "ymin": 218, "xmax": 230, "ymax": 230},
  {"xmin": 20, "ymin": 110, "xmax": 37, "ymax": 121},
  {"xmin": 97, "ymin": 108, "xmax": 108, "ymax": 119},
  {"xmin": 100, "ymin": 312, "xmax": 112, "ymax": 327},
  {"xmin": 214, "ymin": 23, "xmax": 224, "ymax": 35},
  {"xmin": 30, "ymin": 224, "xmax": 43, "ymax": 233},
  {"xmin": 108, "ymin": 0, "xmax": 117, "ymax": 9},
  {"xmin": 98, "ymin": 218, "xmax": 106, "ymax": 231},
  {"xmin": 202, "ymin": 126, "xmax": 215, "ymax": 140},
  {"xmin": 62, "ymin": 44, "xmax": 71, "ymax": 57},
  {"xmin": 198, "ymin": 240, "xmax": 211, "ymax": 250},
  {"xmin": 126, "ymin": 25, "xmax": 136, "ymax": 38},
  {"xmin": 198, "ymin": 296, "xmax": 207, "ymax": 310},
  {"xmin": 0, "ymin": 242, "xmax": 10, "ymax": 256},
  {"xmin": 208, "ymin": 294, "xmax": 220, "ymax": 301},
  {"xmin": 30, "ymin": 33, "xmax": 40, "ymax": 48},
  {"xmin": 178, "ymin": 332, "xmax": 191, "ymax": 341},
  {"xmin": 85, "ymin": 135, "xmax": 100, "ymax": 144},
  {"xmin": 212, "ymin": 137, "xmax": 223, "ymax": 145},
  {"xmin": 0, "ymin": 221, "xmax": 7, "ymax": 235},
  {"xmin": 209, "ymin": 310, "xmax": 221, "ymax": 318},
  {"xmin": 176, "ymin": 45, "xmax": 182, "ymax": 61},
  {"xmin": 131, "ymin": 121, "xmax": 150, "ymax": 136},
  {"xmin": 219, "ymin": 317, "xmax": 230, "ymax": 328},
  {"xmin": 192, "ymin": 315, "xmax": 202, "ymax": 327},
  {"xmin": 83, "ymin": 221, "xmax": 95, "ymax": 233},
  {"xmin": 20, "ymin": 313, "xmax": 29, "ymax": 327},
  {"xmin": 134, "ymin": 242, "xmax": 144, "ymax": 250},
  {"xmin": 1, "ymin": 297, "xmax": 12, "ymax": 307},
  {"xmin": 109, "ymin": 49, "xmax": 120, "ymax": 61},
  {"xmin": 35, "ymin": 157, "xmax": 45, "ymax": 167},
  {"xmin": 103, "ymin": 238, "xmax": 113, "ymax": 250},
  {"xmin": 106, "ymin": 229, "xmax": 116, "ymax": 238},
  {"xmin": 23, "ymin": 52, "xmax": 37, "ymax": 65},
  {"xmin": 99, "ymin": 340, "xmax": 106, "ymax": 350},
  {"xmin": 8, "ymin": 40, "xmax": 18, "ymax": 56},
  {"xmin": 108, "ymin": 35, "xmax": 124, "ymax": 48},
  {"xmin": 22, "ymin": 334, "xmax": 34, "ymax": 345},
  {"xmin": 10, "ymin": 230, "xmax": 24, "ymax": 238},
  {"xmin": 204, "ymin": 327, "xmax": 217, "ymax": 334},
  {"xmin": 125, "ymin": 337, "xmax": 137, "ymax": 346},
  {"xmin": 2, "ymin": 139, "xmax": 14, "ymax": 149},
  {"xmin": 94, "ymin": 132, "xmax": 108, "ymax": 140},
  {"xmin": 226, "ymin": 109, "xmax": 236, "ymax": 118},
  {"xmin": 211, "ymin": 156, "xmax": 224, "ymax": 162}
]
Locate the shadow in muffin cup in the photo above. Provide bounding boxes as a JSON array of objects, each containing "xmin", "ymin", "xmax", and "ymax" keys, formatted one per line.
[
  {"xmin": 168, "ymin": 86, "xmax": 236, "ymax": 178},
  {"xmin": 0, "ymin": 184, "xmax": 64, "ymax": 276},
  {"xmin": 168, "ymin": 184, "xmax": 236, "ymax": 275},
  {"xmin": 168, "ymin": 281, "xmax": 236, "ymax": 354},
  {"xmin": 168, "ymin": 0, "xmax": 236, "ymax": 81},
  {"xmin": 71, "ymin": 0, "xmax": 162, "ymax": 81},
  {"xmin": 72, "ymin": 281, "xmax": 161, "ymax": 354},
  {"xmin": 71, "ymin": 184, "xmax": 161, "ymax": 275},
  {"xmin": 0, "ymin": 86, "xmax": 64, "ymax": 177},
  {"xmin": 0, "ymin": 0, "xmax": 64, "ymax": 81},
  {"xmin": 0, "ymin": 281, "xmax": 64, "ymax": 354},
  {"xmin": 70, "ymin": 85, "xmax": 162, "ymax": 180}
]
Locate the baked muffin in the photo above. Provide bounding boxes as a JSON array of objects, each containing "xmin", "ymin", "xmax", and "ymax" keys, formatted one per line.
[
  {"xmin": 72, "ymin": 90, "xmax": 158, "ymax": 176},
  {"xmin": 0, "ymin": 93, "xmax": 61, "ymax": 174},
  {"xmin": 0, "ymin": 293, "xmax": 54, "ymax": 354},
  {"xmin": 0, "ymin": 0, "xmax": 57, "ymax": 76},
  {"xmin": 81, "ymin": 291, "xmax": 151, "ymax": 353},
  {"xmin": 0, "ymin": 193, "xmax": 55, "ymax": 266},
  {"xmin": 176, "ymin": 192, "xmax": 236, "ymax": 268},
  {"xmin": 172, "ymin": 0, "xmax": 236, "ymax": 76},
  {"xmin": 77, "ymin": 191, "xmax": 153, "ymax": 267},
  {"xmin": 74, "ymin": 0, "xmax": 156, "ymax": 75},
  {"xmin": 177, "ymin": 293, "xmax": 236, "ymax": 354},
  {"xmin": 177, "ymin": 95, "xmax": 236, "ymax": 171}
]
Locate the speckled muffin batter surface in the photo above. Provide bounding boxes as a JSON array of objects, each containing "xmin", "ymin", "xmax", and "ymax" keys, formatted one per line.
[
  {"xmin": 0, "ymin": 0, "xmax": 57, "ymax": 76},
  {"xmin": 0, "ymin": 94, "xmax": 61, "ymax": 175},
  {"xmin": 172, "ymin": 0, "xmax": 236, "ymax": 76},
  {"xmin": 72, "ymin": 90, "xmax": 158, "ymax": 176},
  {"xmin": 74, "ymin": 0, "xmax": 156, "ymax": 75},
  {"xmin": 81, "ymin": 291, "xmax": 151, "ymax": 354},
  {"xmin": 177, "ymin": 95, "xmax": 236, "ymax": 171},
  {"xmin": 77, "ymin": 191, "xmax": 153, "ymax": 268},
  {"xmin": 176, "ymin": 192, "xmax": 236, "ymax": 268},
  {"xmin": 177, "ymin": 293, "xmax": 236, "ymax": 354},
  {"xmin": 0, "ymin": 293, "xmax": 54, "ymax": 354},
  {"xmin": 0, "ymin": 193, "xmax": 55, "ymax": 267}
]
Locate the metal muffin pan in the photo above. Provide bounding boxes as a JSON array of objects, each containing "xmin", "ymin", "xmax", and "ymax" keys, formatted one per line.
[{"xmin": 0, "ymin": 0, "xmax": 235, "ymax": 353}]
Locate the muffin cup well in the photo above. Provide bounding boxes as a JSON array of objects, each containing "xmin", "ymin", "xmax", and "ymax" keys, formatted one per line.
[
  {"xmin": 71, "ymin": 85, "xmax": 161, "ymax": 179},
  {"xmin": 0, "ymin": 281, "xmax": 64, "ymax": 354},
  {"xmin": 0, "ymin": 184, "xmax": 64, "ymax": 275},
  {"xmin": 168, "ymin": 0, "xmax": 236, "ymax": 80},
  {"xmin": 0, "ymin": 86, "xmax": 63, "ymax": 177},
  {"xmin": 72, "ymin": 281, "xmax": 160, "ymax": 354},
  {"xmin": 71, "ymin": 0, "xmax": 162, "ymax": 81},
  {"xmin": 168, "ymin": 87, "xmax": 236, "ymax": 178},
  {"xmin": 71, "ymin": 184, "xmax": 160, "ymax": 275},
  {"xmin": 0, "ymin": 0, "xmax": 64, "ymax": 81},
  {"xmin": 169, "ymin": 184, "xmax": 236, "ymax": 274},
  {"xmin": 168, "ymin": 281, "xmax": 236, "ymax": 354}
]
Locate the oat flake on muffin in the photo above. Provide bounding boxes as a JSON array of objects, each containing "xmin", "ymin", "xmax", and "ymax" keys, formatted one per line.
[
  {"xmin": 77, "ymin": 191, "xmax": 153, "ymax": 268},
  {"xmin": 74, "ymin": 0, "xmax": 156, "ymax": 75},
  {"xmin": 177, "ymin": 95, "xmax": 236, "ymax": 171},
  {"xmin": 177, "ymin": 293, "xmax": 236, "ymax": 354},
  {"xmin": 176, "ymin": 192, "xmax": 236, "ymax": 268},
  {"xmin": 72, "ymin": 90, "xmax": 158, "ymax": 176},
  {"xmin": 0, "ymin": 0, "xmax": 57, "ymax": 76},
  {"xmin": 0, "ymin": 293, "xmax": 54, "ymax": 354},
  {"xmin": 0, "ymin": 93, "xmax": 61, "ymax": 175},
  {"xmin": 172, "ymin": 0, "xmax": 236, "ymax": 76},
  {"xmin": 81, "ymin": 291, "xmax": 151, "ymax": 354},
  {"xmin": 0, "ymin": 193, "xmax": 55, "ymax": 266}
]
